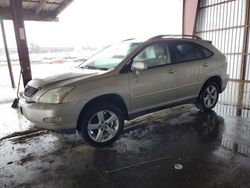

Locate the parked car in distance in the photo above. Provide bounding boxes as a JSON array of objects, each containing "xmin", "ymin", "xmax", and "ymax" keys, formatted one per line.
[{"xmin": 20, "ymin": 35, "xmax": 229, "ymax": 147}]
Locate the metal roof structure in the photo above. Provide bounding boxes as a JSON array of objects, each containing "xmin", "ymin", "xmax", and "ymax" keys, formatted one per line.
[{"xmin": 0, "ymin": 0, "xmax": 73, "ymax": 21}]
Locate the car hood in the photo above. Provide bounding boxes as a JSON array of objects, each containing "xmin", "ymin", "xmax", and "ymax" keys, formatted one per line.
[{"xmin": 28, "ymin": 68, "xmax": 105, "ymax": 88}]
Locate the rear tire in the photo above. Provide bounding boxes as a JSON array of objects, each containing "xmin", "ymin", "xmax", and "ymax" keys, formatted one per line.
[
  {"xmin": 195, "ymin": 82, "xmax": 219, "ymax": 112},
  {"xmin": 78, "ymin": 103, "xmax": 124, "ymax": 148}
]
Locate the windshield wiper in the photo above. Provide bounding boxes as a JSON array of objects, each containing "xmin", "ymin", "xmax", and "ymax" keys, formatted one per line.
[{"xmin": 82, "ymin": 65, "xmax": 109, "ymax": 71}]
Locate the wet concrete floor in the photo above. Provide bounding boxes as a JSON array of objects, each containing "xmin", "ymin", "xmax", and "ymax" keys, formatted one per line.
[{"xmin": 0, "ymin": 80, "xmax": 250, "ymax": 188}]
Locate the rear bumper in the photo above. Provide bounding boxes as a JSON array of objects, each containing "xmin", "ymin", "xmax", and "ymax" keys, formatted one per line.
[
  {"xmin": 19, "ymin": 98, "xmax": 85, "ymax": 130},
  {"xmin": 221, "ymin": 74, "xmax": 229, "ymax": 92}
]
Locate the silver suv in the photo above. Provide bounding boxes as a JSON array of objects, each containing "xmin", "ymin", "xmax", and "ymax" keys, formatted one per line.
[{"xmin": 20, "ymin": 35, "xmax": 229, "ymax": 147}]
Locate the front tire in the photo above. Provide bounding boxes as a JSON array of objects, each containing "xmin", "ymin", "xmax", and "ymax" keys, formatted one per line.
[
  {"xmin": 79, "ymin": 103, "xmax": 124, "ymax": 148},
  {"xmin": 195, "ymin": 82, "xmax": 219, "ymax": 112}
]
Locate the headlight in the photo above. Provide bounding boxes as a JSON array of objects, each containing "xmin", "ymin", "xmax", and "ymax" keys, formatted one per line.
[{"xmin": 38, "ymin": 86, "xmax": 74, "ymax": 104}]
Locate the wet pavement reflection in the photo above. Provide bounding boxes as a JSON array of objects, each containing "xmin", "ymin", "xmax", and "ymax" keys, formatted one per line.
[{"xmin": 0, "ymin": 80, "xmax": 250, "ymax": 188}]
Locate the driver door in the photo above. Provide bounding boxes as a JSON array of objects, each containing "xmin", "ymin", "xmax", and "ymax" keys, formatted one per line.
[{"xmin": 129, "ymin": 43, "xmax": 178, "ymax": 114}]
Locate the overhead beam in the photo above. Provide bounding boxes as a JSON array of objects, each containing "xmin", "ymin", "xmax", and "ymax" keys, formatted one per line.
[
  {"xmin": 182, "ymin": 0, "xmax": 200, "ymax": 35},
  {"xmin": 0, "ymin": 0, "xmax": 74, "ymax": 21},
  {"xmin": 0, "ymin": 7, "xmax": 58, "ymax": 21},
  {"xmin": 53, "ymin": 0, "xmax": 74, "ymax": 17},
  {"xmin": 35, "ymin": 0, "xmax": 48, "ymax": 14},
  {"xmin": 22, "ymin": 0, "xmax": 61, "ymax": 6},
  {"xmin": 10, "ymin": 0, "xmax": 32, "ymax": 87}
]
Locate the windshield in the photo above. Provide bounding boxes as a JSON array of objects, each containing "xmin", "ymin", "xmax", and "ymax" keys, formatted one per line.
[{"xmin": 79, "ymin": 40, "xmax": 141, "ymax": 70}]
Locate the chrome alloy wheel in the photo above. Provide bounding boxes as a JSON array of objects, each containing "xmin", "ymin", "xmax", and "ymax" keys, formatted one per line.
[
  {"xmin": 87, "ymin": 110, "xmax": 119, "ymax": 143},
  {"xmin": 203, "ymin": 85, "xmax": 218, "ymax": 108}
]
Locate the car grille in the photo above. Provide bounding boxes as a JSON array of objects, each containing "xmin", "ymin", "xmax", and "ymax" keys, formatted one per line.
[{"xmin": 24, "ymin": 85, "xmax": 38, "ymax": 97}]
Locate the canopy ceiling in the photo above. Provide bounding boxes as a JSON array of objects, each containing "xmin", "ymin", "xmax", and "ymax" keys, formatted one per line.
[{"xmin": 0, "ymin": 0, "xmax": 74, "ymax": 21}]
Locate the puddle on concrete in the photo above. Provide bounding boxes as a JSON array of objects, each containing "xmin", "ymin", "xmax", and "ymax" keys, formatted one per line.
[{"xmin": 0, "ymin": 108, "xmax": 249, "ymax": 188}]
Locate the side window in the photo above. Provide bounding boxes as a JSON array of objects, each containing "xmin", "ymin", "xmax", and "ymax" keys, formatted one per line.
[
  {"xmin": 201, "ymin": 47, "xmax": 213, "ymax": 57},
  {"xmin": 134, "ymin": 44, "xmax": 171, "ymax": 68},
  {"xmin": 171, "ymin": 42, "xmax": 213, "ymax": 63}
]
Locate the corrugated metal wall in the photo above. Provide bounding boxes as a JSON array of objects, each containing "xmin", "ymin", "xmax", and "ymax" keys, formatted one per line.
[
  {"xmin": 214, "ymin": 81, "xmax": 250, "ymax": 117},
  {"xmin": 195, "ymin": 0, "xmax": 250, "ymax": 81}
]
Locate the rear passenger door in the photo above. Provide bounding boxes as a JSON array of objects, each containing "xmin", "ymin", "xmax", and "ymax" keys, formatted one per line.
[{"xmin": 169, "ymin": 41, "xmax": 213, "ymax": 101}]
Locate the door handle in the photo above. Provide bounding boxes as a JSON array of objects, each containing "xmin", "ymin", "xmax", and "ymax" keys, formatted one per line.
[
  {"xmin": 203, "ymin": 63, "xmax": 208, "ymax": 67},
  {"xmin": 134, "ymin": 70, "xmax": 141, "ymax": 83},
  {"xmin": 168, "ymin": 69, "xmax": 176, "ymax": 74}
]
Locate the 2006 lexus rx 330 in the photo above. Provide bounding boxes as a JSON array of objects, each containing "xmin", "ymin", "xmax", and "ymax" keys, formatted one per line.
[{"xmin": 20, "ymin": 35, "xmax": 229, "ymax": 147}]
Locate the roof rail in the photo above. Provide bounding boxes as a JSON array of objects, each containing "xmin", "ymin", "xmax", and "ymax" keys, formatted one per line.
[
  {"xmin": 149, "ymin": 35, "xmax": 202, "ymax": 40},
  {"xmin": 121, "ymin": 38, "xmax": 136, "ymax": 42}
]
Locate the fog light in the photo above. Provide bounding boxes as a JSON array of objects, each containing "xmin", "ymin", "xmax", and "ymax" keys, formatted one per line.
[{"xmin": 43, "ymin": 117, "xmax": 62, "ymax": 123}]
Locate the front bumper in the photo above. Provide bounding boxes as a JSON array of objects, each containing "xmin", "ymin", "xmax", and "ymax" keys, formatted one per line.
[{"xmin": 19, "ymin": 98, "xmax": 85, "ymax": 130}]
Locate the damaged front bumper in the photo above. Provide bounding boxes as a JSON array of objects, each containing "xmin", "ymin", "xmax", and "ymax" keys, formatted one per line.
[{"xmin": 19, "ymin": 97, "xmax": 85, "ymax": 130}]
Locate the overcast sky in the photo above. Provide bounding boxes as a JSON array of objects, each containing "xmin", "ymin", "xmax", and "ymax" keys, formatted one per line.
[{"xmin": 0, "ymin": 0, "xmax": 182, "ymax": 48}]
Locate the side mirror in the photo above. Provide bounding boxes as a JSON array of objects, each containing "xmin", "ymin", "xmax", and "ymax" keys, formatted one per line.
[{"xmin": 131, "ymin": 61, "xmax": 147, "ymax": 72}]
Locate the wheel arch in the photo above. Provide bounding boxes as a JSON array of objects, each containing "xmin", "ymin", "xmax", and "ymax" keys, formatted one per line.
[
  {"xmin": 199, "ymin": 76, "xmax": 222, "ymax": 96},
  {"xmin": 195, "ymin": 76, "xmax": 221, "ymax": 111},
  {"xmin": 76, "ymin": 94, "xmax": 129, "ymax": 131}
]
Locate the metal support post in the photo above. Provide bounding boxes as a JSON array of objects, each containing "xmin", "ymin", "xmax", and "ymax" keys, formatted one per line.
[
  {"xmin": 10, "ymin": 0, "xmax": 32, "ymax": 87},
  {"xmin": 182, "ymin": 0, "xmax": 200, "ymax": 35},
  {"xmin": 240, "ymin": 0, "xmax": 250, "ymax": 81},
  {"xmin": 0, "ymin": 19, "xmax": 15, "ymax": 88}
]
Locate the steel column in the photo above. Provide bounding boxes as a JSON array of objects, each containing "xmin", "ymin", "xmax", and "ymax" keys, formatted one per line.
[
  {"xmin": 0, "ymin": 19, "xmax": 15, "ymax": 88},
  {"xmin": 240, "ymin": 0, "xmax": 250, "ymax": 81},
  {"xmin": 236, "ymin": 0, "xmax": 250, "ymax": 116},
  {"xmin": 182, "ymin": 0, "xmax": 200, "ymax": 35},
  {"xmin": 10, "ymin": 0, "xmax": 32, "ymax": 87}
]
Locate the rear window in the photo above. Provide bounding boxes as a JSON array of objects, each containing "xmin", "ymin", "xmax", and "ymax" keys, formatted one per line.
[{"xmin": 170, "ymin": 41, "xmax": 213, "ymax": 63}]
